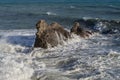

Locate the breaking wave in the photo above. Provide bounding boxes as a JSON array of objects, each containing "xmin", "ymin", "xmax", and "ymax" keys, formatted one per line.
[
  {"xmin": 73, "ymin": 18, "xmax": 120, "ymax": 34},
  {"xmin": 0, "ymin": 28, "xmax": 120, "ymax": 80}
]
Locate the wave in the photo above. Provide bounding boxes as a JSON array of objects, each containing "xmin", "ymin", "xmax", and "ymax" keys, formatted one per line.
[
  {"xmin": 0, "ymin": 28, "xmax": 120, "ymax": 80},
  {"xmin": 108, "ymin": 5, "xmax": 120, "ymax": 10},
  {"xmin": 45, "ymin": 11, "xmax": 57, "ymax": 16},
  {"xmin": 34, "ymin": 14, "xmax": 120, "ymax": 34},
  {"xmin": 0, "ymin": 30, "xmax": 35, "ymax": 52},
  {"xmin": 38, "ymin": 14, "xmax": 120, "ymax": 34},
  {"xmin": 74, "ymin": 18, "xmax": 120, "ymax": 34},
  {"xmin": 1, "ymin": 10, "xmax": 120, "ymax": 34}
]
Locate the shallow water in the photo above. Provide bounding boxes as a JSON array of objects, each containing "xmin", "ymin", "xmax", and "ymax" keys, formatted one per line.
[{"xmin": 0, "ymin": 29, "xmax": 120, "ymax": 80}]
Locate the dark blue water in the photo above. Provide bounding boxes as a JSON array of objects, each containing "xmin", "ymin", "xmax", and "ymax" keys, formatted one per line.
[
  {"xmin": 0, "ymin": 1, "xmax": 120, "ymax": 31},
  {"xmin": 0, "ymin": 0, "xmax": 120, "ymax": 3}
]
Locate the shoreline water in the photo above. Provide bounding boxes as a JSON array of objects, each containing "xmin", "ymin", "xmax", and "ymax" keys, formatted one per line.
[
  {"xmin": 0, "ymin": 1, "xmax": 120, "ymax": 80},
  {"xmin": 0, "ymin": 29, "xmax": 120, "ymax": 80}
]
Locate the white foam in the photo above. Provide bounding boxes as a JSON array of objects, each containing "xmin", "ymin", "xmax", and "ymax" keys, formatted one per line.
[
  {"xmin": 46, "ymin": 11, "xmax": 56, "ymax": 16},
  {"xmin": 0, "ymin": 53, "xmax": 34, "ymax": 80},
  {"xmin": 108, "ymin": 50, "xmax": 120, "ymax": 57},
  {"xmin": 0, "ymin": 29, "xmax": 119, "ymax": 80},
  {"xmin": 0, "ymin": 30, "xmax": 46, "ymax": 80}
]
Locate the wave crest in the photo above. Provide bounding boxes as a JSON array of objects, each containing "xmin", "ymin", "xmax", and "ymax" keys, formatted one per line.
[
  {"xmin": 46, "ymin": 12, "xmax": 57, "ymax": 16},
  {"xmin": 74, "ymin": 18, "xmax": 120, "ymax": 34}
]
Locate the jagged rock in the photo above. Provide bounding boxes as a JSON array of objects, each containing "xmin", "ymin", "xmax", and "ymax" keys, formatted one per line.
[
  {"xmin": 50, "ymin": 22, "xmax": 71, "ymax": 39},
  {"xmin": 34, "ymin": 20, "xmax": 94, "ymax": 48},
  {"xmin": 34, "ymin": 20, "xmax": 71, "ymax": 48},
  {"xmin": 71, "ymin": 22, "xmax": 93, "ymax": 38}
]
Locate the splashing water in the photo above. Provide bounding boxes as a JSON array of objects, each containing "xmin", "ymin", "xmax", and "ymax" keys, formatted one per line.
[{"xmin": 0, "ymin": 29, "xmax": 120, "ymax": 80}]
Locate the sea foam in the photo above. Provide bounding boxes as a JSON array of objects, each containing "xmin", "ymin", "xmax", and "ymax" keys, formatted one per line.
[{"xmin": 0, "ymin": 29, "xmax": 120, "ymax": 80}]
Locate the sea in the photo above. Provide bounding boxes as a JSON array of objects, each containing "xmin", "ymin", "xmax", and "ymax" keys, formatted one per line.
[{"xmin": 0, "ymin": 0, "xmax": 120, "ymax": 80}]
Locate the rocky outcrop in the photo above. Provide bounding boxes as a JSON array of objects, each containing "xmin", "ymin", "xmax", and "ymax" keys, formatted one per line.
[
  {"xmin": 34, "ymin": 20, "xmax": 94, "ymax": 48},
  {"xmin": 71, "ymin": 22, "xmax": 93, "ymax": 38},
  {"xmin": 34, "ymin": 20, "xmax": 71, "ymax": 48}
]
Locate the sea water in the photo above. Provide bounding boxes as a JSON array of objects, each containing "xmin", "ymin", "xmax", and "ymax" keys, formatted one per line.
[{"xmin": 0, "ymin": 1, "xmax": 120, "ymax": 80}]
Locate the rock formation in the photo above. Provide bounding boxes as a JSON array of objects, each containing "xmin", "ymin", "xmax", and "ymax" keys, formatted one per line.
[
  {"xmin": 71, "ymin": 22, "xmax": 93, "ymax": 38},
  {"xmin": 34, "ymin": 20, "xmax": 71, "ymax": 48},
  {"xmin": 34, "ymin": 20, "xmax": 94, "ymax": 49}
]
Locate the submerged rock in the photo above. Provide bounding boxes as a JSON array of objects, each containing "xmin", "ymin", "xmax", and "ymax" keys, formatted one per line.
[
  {"xmin": 34, "ymin": 20, "xmax": 71, "ymax": 48},
  {"xmin": 71, "ymin": 22, "xmax": 93, "ymax": 38}
]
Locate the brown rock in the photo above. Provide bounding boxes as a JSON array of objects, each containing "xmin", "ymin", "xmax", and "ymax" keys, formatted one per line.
[
  {"xmin": 35, "ymin": 20, "xmax": 48, "ymax": 38},
  {"xmin": 34, "ymin": 20, "xmax": 71, "ymax": 48},
  {"xmin": 50, "ymin": 22, "xmax": 71, "ymax": 39},
  {"xmin": 71, "ymin": 22, "xmax": 93, "ymax": 38}
]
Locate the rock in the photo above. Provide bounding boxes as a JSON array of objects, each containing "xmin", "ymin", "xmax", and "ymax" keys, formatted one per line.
[
  {"xmin": 34, "ymin": 20, "xmax": 94, "ymax": 49},
  {"xmin": 71, "ymin": 22, "xmax": 93, "ymax": 38},
  {"xmin": 34, "ymin": 20, "xmax": 71, "ymax": 48},
  {"xmin": 50, "ymin": 22, "xmax": 71, "ymax": 39}
]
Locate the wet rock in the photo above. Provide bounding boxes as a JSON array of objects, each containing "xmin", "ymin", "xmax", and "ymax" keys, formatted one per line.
[
  {"xmin": 34, "ymin": 20, "xmax": 71, "ymax": 48},
  {"xmin": 71, "ymin": 22, "xmax": 93, "ymax": 38},
  {"xmin": 50, "ymin": 22, "xmax": 71, "ymax": 39}
]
